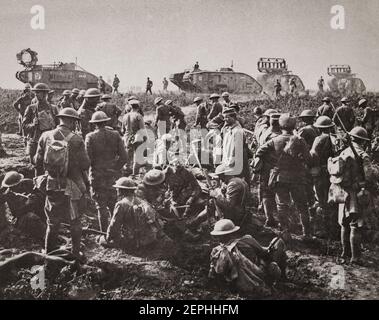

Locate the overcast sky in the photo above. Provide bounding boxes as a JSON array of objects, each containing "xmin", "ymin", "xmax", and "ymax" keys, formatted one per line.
[{"xmin": 0, "ymin": 0, "xmax": 378, "ymax": 91}]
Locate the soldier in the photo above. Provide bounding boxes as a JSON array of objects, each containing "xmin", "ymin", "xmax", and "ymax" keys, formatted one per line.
[
  {"xmin": 194, "ymin": 97, "xmax": 208, "ymax": 129},
  {"xmin": 22, "ymin": 83, "xmax": 57, "ymax": 165},
  {"xmin": 297, "ymin": 110, "xmax": 319, "ymax": 149},
  {"xmin": 221, "ymin": 92, "xmax": 232, "ymax": 109},
  {"xmin": 194, "ymin": 61, "xmax": 200, "ymax": 71},
  {"xmin": 309, "ymin": 116, "xmax": 337, "ymax": 238},
  {"xmin": 333, "ymin": 97, "xmax": 356, "ymax": 132},
  {"xmin": 209, "ymin": 164, "xmax": 249, "ymax": 226},
  {"xmin": 317, "ymin": 97, "xmax": 334, "ymax": 119},
  {"xmin": 289, "ymin": 77, "xmax": 297, "ymax": 94},
  {"xmin": 253, "ymin": 113, "xmax": 281, "ymax": 228},
  {"xmin": 13, "ymin": 83, "xmax": 34, "ymax": 136},
  {"xmin": 76, "ymin": 89, "xmax": 86, "ymax": 106},
  {"xmin": 98, "ymin": 76, "xmax": 106, "ymax": 94},
  {"xmin": 77, "ymin": 88, "xmax": 102, "ymax": 138},
  {"xmin": 207, "ymin": 93, "xmax": 223, "ymax": 121},
  {"xmin": 0, "ymin": 171, "xmax": 45, "ymax": 239},
  {"xmin": 113, "ymin": 74, "xmax": 120, "ymax": 94},
  {"xmin": 230, "ymin": 103, "xmax": 246, "ymax": 128},
  {"xmin": 255, "ymin": 114, "xmax": 312, "ymax": 239},
  {"xmin": 96, "ymin": 94, "xmax": 122, "ymax": 131},
  {"xmin": 166, "ymin": 100, "xmax": 186, "ymax": 131},
  {"xmin": 136, "ymin": 169, "xmax": 167, "ymax": 211},
  {"xmin": 70, "ymin": 88, "xmax": 80, "ymax": 110},
  {"xmin": 162, "ymin": 77, "xmax": 169, "ymax": 91},
  {"xmin": 154, "ymin": 97, "xmax": 171, "ymax": 137},
  {"xmin": 146, "ymin": 77, "xmax": 153, "ymax": 95},
  {"xmin": 85, "ymin": 111, "xmax": 128, "ymax": 232},
  {"xmin": 274, "ymin": 80, "xmax": 282, "ymax": 97},
  {"xmin": 255, "ymin": 109, "xmax": 277, "ymax": 146},
  {"xmin": 34, "ymin": 108, "xmax": 90, "ymax": 261},
  {"xmin": 57, "ymin": 90, "xmax": 74, "ymax": 111},
  {"xmin": 336, "ymin": 127, "xmax": 379, "ymax": 264},
  {"xmin": 318, "ymin": 76, "xmax": 324, "ymax": 92},
  {"xmin": 357, "ymin": 99, "xmax": 375, "ymax": 139},
  {"xmin": 47, "ymin": 90, "xmax": 55, "ymax": 105},
  {"xmin": 122, "ymin": 100, "xmax": 145, "ymax": 175}
]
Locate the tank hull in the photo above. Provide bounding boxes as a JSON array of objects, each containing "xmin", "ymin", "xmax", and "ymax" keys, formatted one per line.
[
  {"xmin": 327, "ymin": 76, "xmax": 366, "ymax": 95},
  {"xmin": 256, "ymin": 73, "xmax": 305, "ymax": 96},
  {"xmin": 170, "ymin": 70, "xmax": 262, "ymax": 94}
]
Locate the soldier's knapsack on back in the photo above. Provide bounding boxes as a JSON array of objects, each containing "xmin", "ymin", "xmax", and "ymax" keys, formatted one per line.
[
  {"xmin": 43, "ymin": 130, "xmax": 74, "ymax": 180},
  {"xmin": 327, "ymin": 154, "xmax": 349, "ymax": 203}
]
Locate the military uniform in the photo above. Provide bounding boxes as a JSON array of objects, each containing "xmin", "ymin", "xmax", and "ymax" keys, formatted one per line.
[
  {"xmin": 154, "ymin": 104, "xmax": 171, "ymax": 137},
  {"xmin": 207, "ymin": 101, "xmax": 223, "ymax": 121},
  {"xmin": 22, "ymin": 100, "xmax": 57, "ymax": 163},
  {"xmin": 256, "ymin": 133, "xmax": 312, "ymax": 235},
  {"xmin": 361, "ymin": 107, "xmax": 376, "ymax": 138},
  {"xmin": 96, "ymin": 102, "xmax": 122, "ymax": 130},
  {"xmin": 69, "ymin": 95, "xmax": 80, "ymax": 110},
  {"xmin": 333, "ymin": 105, "xmax": 356, "ymax": 132},
  {"xmin": 195, "ymin": 103, "xmax": 209, "ymax": 129},
  {"xmin": 57, "ymin": 98, "xmax": 74, "ymax": 111},
  {"xmin": 170, "ymin": 105, "xmax": 186, "ymax": 130},
  {"xmin": 78, "ymin": 102, "xmax": 96, "ymax": 138},
  {"xmin": 35, "ymin": 124, "xmax": 90, "ymax": 255},
  {"xmin": 85, "ymin": 127, "xmax": 127, "ymax": 232},
  {"xmin": 317, "ymin": 103, "xmax": 334, "ymax": 119},
  {"xmin": 13, "ymin": 92, "xmax": 34, "ymax": 135}
]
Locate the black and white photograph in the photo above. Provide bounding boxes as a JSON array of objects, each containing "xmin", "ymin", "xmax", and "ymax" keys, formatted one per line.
[{"xmin": 0, "ymin": 0, "xmax": 379, "ymax": 304}]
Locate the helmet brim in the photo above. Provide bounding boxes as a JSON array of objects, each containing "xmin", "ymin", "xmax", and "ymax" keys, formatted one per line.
[
  {"xmin": 211, "ymin": 226, "xmax": 240, "ymax": 236},
  {"xmin": 1, "ymin": 173, "xmax": 24, "ymax": 188}
]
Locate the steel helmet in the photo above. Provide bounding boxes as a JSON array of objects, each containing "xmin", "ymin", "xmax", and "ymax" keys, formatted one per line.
[
  {"xmin": 79, "ymin": 89, "xmax": 86, "ymax": 96},
  {"xmin": 221, "ymin": 92, "xmax": 230, "ymax": 97},
  {"xmin": 193, "ymin": 97, "xmax": 203, "ymax": 103},
  {"xmin": 48, "ymin": 90, "xmax": 55, "ymax": 94},
  {"xmin": 1, "ymin": 171, "xmax": 24, "ymax": 188},
  {"xmin": 341, "ymin": 96, "xmax": 350, "ymax": 103},
  {"xmin": 349, "ymin": 126, "xmax": 370, "ymax": 141},
  {"xmin": 313, "ymin": 116, "xmax": 334, "ymax": 128},
  {"xmin": 63, "ymin": 90, "xmax": 71, "ymax": 96},
  {"xmin": 322, "ymin": 97, "xmax": 331, "ymax": 103},
  {"xmin": 89, "ymin": 111, "xmax": 111, "ymax": 123},
  {"xmin": 210, "ymin": 219, "xmax": 240, "ymax": 236},
  {"xmin": 129, "ymin": 99, "xmax": 140, "ymax": 106},
  {"xmin": 101, "ymin": 94, "xmax": 112, "ymax": 100},
  {"xmin": 72, "ymin": 88, "xmax": 80, "ymax": 94},
  {"xmin": 279, "ymin": 113, "xmax": 296, "ymax": 130},
  {"xmin": 127, "ymin": 95, "xmax": 137, "ymax": 101},
  {"xmin": 143, "ymin": 169, "xmax": 166, "ymax": 186},
  {"xmin": 31, "ymin": 83, "xmax": 50, "ymax": 92},
  {"xmin": 84, "ymin": 88, "xmax": 101, "ymax": 98},
  {"xmin": 263, "ymin": 109, "xmax": 277, "ymax": 117},
  {"xmin": 24, "ymin": 83, "xmax": 31, "ymax": 90},
  {"xmin": 358, "ymin": 99, "xmax": 367, "ymax": 107},
  {"xmin": 164, "ymin": 100, "xmax": 173, "ymax": 106},
  {"xmin": 253, "ymin": 106, "xmax": 263, "ymax": 116},
  {"xmin": 222, "ymin": 107, "xmax": 237, "ymax": 116},
  {"xmin": 210, "ymin": 93, "xmax": 220, "ymax": 99},
  {"xmin": 113, "ymin": 177, "xmax": 138, "ymax": 189},
  {"xmin": 56, "ymin": 108, "xmax": 80, "ymax": 120},
  {"xmin": 299, "ymin": 109, "xmax": 315, "ymax": 118},
  {"xmin": 154, "ymin": 97, "xmax": 163, "ymax": 105}
]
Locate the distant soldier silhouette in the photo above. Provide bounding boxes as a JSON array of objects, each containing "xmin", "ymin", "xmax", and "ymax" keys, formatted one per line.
[
  {"xmin": 146, "ymin": 77, "xmax": 153, "ymax": 95},
  {"xmin": 318, "ymin": 76, "xmax": 324, "ymax": 92},
  {"xmin": 113, "ymin": 74, "xmax": 120, "ymax": 94},
  {"xmin": 162, "ymin": 77, "xmax": 169, "ymax": 91},
  {"xmin": 98, "ymin": 76, "xmax": 106, "ymax": 94},
  {"xmin": 274, "ymin": 79, "xmax": 282, "ymax": 97},
  {"xmin": 194, "ymin": 61, "xmax": 200, "ymax": 71}
]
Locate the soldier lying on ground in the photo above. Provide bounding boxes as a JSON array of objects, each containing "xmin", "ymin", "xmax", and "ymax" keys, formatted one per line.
[
  {"xmin": 208, "ymin": 219, "xmax": 287, "ymax": 294},
  {"xmin": 0, "ymin": 171, "xmax": 46, "ymax": 240}
]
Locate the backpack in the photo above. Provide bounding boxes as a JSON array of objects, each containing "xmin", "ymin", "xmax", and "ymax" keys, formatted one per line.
[
  {"xmin": 43, "ymin": 130, "xmax": 74, "ymax": 180},
  {"xmin": 327, "ymin": 155, "xmax": 349, "ymax": 204}
]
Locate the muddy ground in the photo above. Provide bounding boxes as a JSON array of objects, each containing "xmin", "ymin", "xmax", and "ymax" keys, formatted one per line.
[{"xmin": 1, "ymin": 133, "xmax": 379, "ymax": 300}]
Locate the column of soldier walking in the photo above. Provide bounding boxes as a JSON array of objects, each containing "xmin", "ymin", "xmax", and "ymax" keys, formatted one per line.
[{"xmin": 7, "ymin": 82, "xmax": 379, "ymax": 267}]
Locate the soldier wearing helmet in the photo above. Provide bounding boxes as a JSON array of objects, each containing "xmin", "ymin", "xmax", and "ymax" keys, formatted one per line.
[
  {"xmin": 70, "ymin": 88, "xmax": 80, "ymax": 110},
  {"xmin": 85, "ymin": 111, "xmax": 128, "ymax": 233},
  {"xmin": 96, "ymin": 94, "xmax": 122, "ymax": 131},
  {"xmin": 77, "ymin": 88, "xmax": 102, "ymax": 138},
  {"xmin": 22, "ymin": 83, "xmax": 58, "ymax": 164},
  {"xmin": 336, "ymin": 126, "xmax": 379, "ymax": 264},
  {"xmin": 221, "ymin": 92, "xmax": 232, "ymax": 109},
  {"xmin": 309, "ymin": 116, "xmax": 337, "ymax": 238},
  {"xmin": 317, "ymin": 97, "xmax": 334, "ymax": 120},
  {"xmin": 255, "ymin": 114, "xmax": 312, "ymax": 240},
  {"xmin": 297, "ymin": 110, "xmax": 319, "ymax": 149},
  {"xmin": 98, "ymin": 76, "xmax": 106, "ymax": 94},
  {"xmin": 34, "ymin": 107, "xmax": 90, "ymax": 262},
  {"xmin": 146, "ymin": 77, "xmax": 153, "ymax": 95},
  {"xmin": 357, "ymin": 98, "xmax": 375, "ymax": 138},
  {"xmin": 333, "ymin": 97, "xmax": 356, "ymax": 132},
  {"xmin": 57, "ymin": 90, "xmax": 74, "ymax": 111},
  {"xmin": 167, "ymin": 100, "xmax": 186, "ymax": 131},
  {"xmin": 76, "ymin": 89, "xmax": 86, "ymax": 106},
  {"xmin": 194, "ymin": 97, "xmax": 208, "ymax": 129},
  {"xmin": 153, "ymin": 97, "xmax": 171, "ymax": 137},
  {"xmin": 113, "ymin": 74, "xmax": 120, "ymax": 94},
  {"xmin": 207, "ymin": 93, "xmax": 223, "ymax": 122},
  {"xmin": 274, "ymin": 79, "xmax": 282, "ymax": 98},
  {"xmin": 13, "ymin": 83, "xmax": 35, "ymax": 137}
]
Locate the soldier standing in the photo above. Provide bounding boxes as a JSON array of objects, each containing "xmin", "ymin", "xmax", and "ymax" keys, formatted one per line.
[
  {"xmin": 76, "ymin": 90, "xmax": 86, "ymax": 106},
  {"xmin": 122, "ymin": 100, "xmax": 146, "ymax": 175},
  {"xmin": 317, "ymin": 97, "xmax": 334, "ymax": 119},
  {"xmin": 289, "ymin": 77, "xmax": 297, "ymax": 94},
  {"xmin": 146, "ymin": 77, "xmax": 153, "ymax": 95},
  {"xmin": 274, "ymin": 80, "xmax": 282, "ymax": 98},
  {"xmin": 70, "ymin": 88, "xmax": 80, "ymax": 110},
  {"xmin": 98, "ymin": 76, "xmax": 106, "ymax": 94},
  {"xmin": 77, "ymin": 88, "xmax": 102, "ymax": 138},
  {"xmin": 154, "ymin": 97, "xmax": 171, "ymax": 137},
  {"xmin": 96, "ymin": 94, "xmax": 122, "ymax": 131},
  {"xmin": 162, "ymin": 77, "xmax": 169, "ymax": 91},
  {"xmin": 13, "ymin": 83, "xmax": 34, "ymax": 136},
  {"xmin": 166, "ymin": 100, "xmax": 186, "ymax": 131},
  {"xmin": 22, "ymin": 83, "xmax": 57, "ymax": 165},
  {"xmin": 318, "ymin": 76, "xmax": 324, "ymax": 92},
  {"xmin": 34, "ymin": 108, "xmax": 90, "ymax": 261},
  {"xmin": 221, "ymin": 92, "xmax": 232, "ymax": 109},
  {"xmin": 357, "ymin": 99, "xmax": 375, "ymax": 139},
  {"xmin": 255, "ymin": 114, "xmax": 312, "ymax": 239},
  {"xmin": 57, "ymin": 90, "xmax": 74, "ymax": 111},
  {"xmin": 194, "ymin": 97, "xmax": 208, "ymax": 129},
  {"xmin": 85, "ymin": 111, "xmax": 128, "ymax": 233},
  {"xmin": 113, "ymin": 74, "xmax": 120, "ymax": 94},
  {"xmin": 207, "ymin": 93, "xmax": 223, "ymax": 121},
  {"xmin": 297, "ymin": 110, "xmax": 319, "ymax": 150},
  {"xmin": 333, "ymin": 97, "xmax": 356, "ymax": 132}
]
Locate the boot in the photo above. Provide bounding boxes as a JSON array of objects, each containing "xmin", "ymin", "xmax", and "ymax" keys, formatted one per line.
[
  {"xmin": 262, "ymin": 198, "xmax": 278, "ymax": 228},
  {"xmin": 300, "ymin": 209, "xmax": 312, "ymax": 238},
  {"xmin": 98, "ymin": 208, "xmax": 110, "ymax": 233},
  {"xmin": 350, "ymin": 227, "xmax": 361, "ymax": 264},
  {"xmin": 340, "ymin": 226, "xmax": 350, "ymax": 261},
  {"xmin": 70, "ymin": 220, "xmax": 83, "ymax": 258}
]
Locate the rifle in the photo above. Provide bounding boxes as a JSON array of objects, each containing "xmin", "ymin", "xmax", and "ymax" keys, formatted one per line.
[
  {"xmin": 267, "ymin": 229, "xmax": 286, "ymax": 254},
  {"xmin": 61, "ymin": 223, "xmax": 106, "ymax": 236}
]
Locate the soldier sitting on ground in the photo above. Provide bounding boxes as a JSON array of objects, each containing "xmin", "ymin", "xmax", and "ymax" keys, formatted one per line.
[
  {"xmin": 208, "ymin": 219, "xmax": 287, "ymax": 294},
  {"xmin": 0, "ymin": 171, "xmax": 46, "ymax": 240}
]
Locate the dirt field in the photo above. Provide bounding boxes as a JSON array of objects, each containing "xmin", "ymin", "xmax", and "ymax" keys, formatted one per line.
[{"xmin": 1, "ymin": 132, "xmax": 379, "ymax": 300}]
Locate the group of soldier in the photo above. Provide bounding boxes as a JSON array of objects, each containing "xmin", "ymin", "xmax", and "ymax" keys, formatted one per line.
[{"xmin": 2, "ymin": 82, "xmax": 378, "ymax": 292}]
